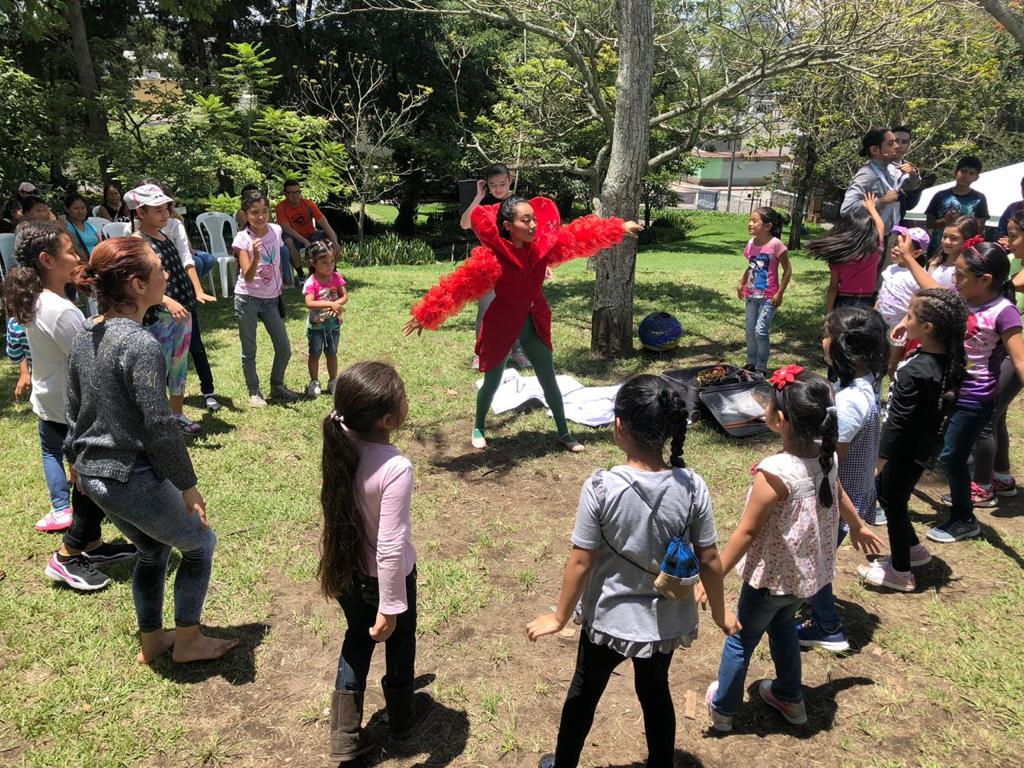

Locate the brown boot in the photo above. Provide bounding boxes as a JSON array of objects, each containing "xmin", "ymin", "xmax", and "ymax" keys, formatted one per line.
[{"xmin": 329, "ymin": 690, "xmax": 373, "ymax": 763}]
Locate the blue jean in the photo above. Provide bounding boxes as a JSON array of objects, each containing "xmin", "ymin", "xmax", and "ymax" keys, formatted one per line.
[
  {"xmin": 939, "ymin": 400, "xmax": 995, "ymax": 523},
  {"xmin": 712, "ymin": 583, "xmax": 803, "ymax": 715},
  {"xmin": 806, "ymin": 527, "xmax": 847, "ymax": 633},
  {"xmin": 192, "ymin": 250, "xmax": 215, "ymax": 279},
  {"xmin": 307, "ymin": 325, "xmax": 340, "ymax": 357},
  {"xmin": 38, "ymin": 418, "xmax": 71, "ymax": 512},
  {"xmin": 81, "ymin": 465, "xmax": 216, "ymax": 633},
  {"xmin": 281, "ymin": 245, "xmax": 293, "ymax": 285},
  {"xmin": 233, "ymin": 294, "xmax": 292, "ymax": 395},
  {"xmin": 336, "ymin": 569, "xmax": 417, "ymax": 692},
  {"xmin": 744, "ymin": 297, "xmax": 776, "ymax": 370}
]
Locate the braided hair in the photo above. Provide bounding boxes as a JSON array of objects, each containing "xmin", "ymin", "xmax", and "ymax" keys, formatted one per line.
[
  {"xmin": 613, "ymin": 374, "xmax": 689, "ymax": 468},
  {"xmin": 825, "ymin": 305, "xmax": 889, "ymax": 387},
  {"xmin": 910, "ymin": 288, "xmax": 968, "ymax": 415},
  {"xmin": 768, "ymin": 370, "xmax": 838, "ymax": 508}
]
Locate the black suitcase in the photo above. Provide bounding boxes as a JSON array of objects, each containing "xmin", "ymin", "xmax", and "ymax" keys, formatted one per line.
[{"xmin": 663, "ymin": 365, "xmax": 771, "ymax": 438}]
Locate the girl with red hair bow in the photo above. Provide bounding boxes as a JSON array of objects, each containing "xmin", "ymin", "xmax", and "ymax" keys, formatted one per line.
[{"xmin": 404, "ymin": 196, "xmax": 642, "ymax": 450}]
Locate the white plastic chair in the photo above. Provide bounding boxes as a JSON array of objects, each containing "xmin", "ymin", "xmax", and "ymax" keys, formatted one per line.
[
  {"xmin": 101, "ymin": 222, "xmax": 132, "ymax": 240},
  {"xmin": 196, "ymin": 212, "xmax": 239, "ymax": 297},
  {"xmin": 87, "ymin": 216, "xmax": 109, "ymax": 235},
  {"xmin": 92, "ymin": 205, "xmax": 104, "ymax": 217},
  {"xmin": 0, "ymin": 232, "xmax": 15, "ymax": 278}
]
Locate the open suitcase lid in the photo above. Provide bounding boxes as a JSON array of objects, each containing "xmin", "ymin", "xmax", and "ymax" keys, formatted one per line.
[{"xmin": 663, "ymin": 365, "xmax": 770, "ymax": 438}]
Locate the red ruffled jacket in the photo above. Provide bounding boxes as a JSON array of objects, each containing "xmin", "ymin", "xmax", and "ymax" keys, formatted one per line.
[{"xmin": 410, "ymin": 197, "xmax": 625, "ymax": 372}]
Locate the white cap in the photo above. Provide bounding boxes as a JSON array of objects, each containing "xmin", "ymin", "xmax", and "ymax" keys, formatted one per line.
[
  {"xmin": 124, "ymin": 183, "xmax": 173, "ymax": 210},
  {"xmin": 18, "ymin": 182, "xmax": 37, "ymax": 194}
]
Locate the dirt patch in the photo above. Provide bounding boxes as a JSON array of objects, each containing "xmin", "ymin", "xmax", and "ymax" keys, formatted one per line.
[{"xmin": 170, "ymin": 421, "xmax": 1024, "ymax": 768}]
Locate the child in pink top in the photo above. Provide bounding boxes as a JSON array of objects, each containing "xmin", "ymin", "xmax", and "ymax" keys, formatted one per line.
[
  {"xmin": 302, "ymin": 241, "xmax": 348, "ymax": 396},
  {"xmin": 701, "ymin": 366, "xmax": 882, "ymax": 732},
  {"xmin": 737, "ymin": 207, "xmax": 791, "ymax": 374},
  {"xmin": 810, "ymin": 193, "xmax": 885, "ymax": 312},
  {"xmin": 319, "ymin": 362, "xmax": 421, "ymax": 762}
]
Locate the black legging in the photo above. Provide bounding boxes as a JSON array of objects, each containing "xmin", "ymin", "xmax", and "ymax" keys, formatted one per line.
[
  {"xmin": 554, "ymin": 634, "xmax": 675, "ymax": 768},
  {"xmin": 877, "ymin": 458, "xmax": 925, "ymax": 572}
]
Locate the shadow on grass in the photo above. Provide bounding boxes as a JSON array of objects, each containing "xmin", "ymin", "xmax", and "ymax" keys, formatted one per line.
[
  {"xmin": 910, "ymin": 488, "xmax": 1024, "ymax": 571},
  {"xmin": 150, "ymin": 621, "xmax": 270, "ymax": 685},
  {"xmin": 601, "ymin": 750, "xmax": 706, "ymax": 767},
  {"xmin": 362, "ymin": 676, "xmax": 469, "ymax": 767},
  {"xmin": 423, "ymin": 421, "xmax": 615, "ymax": 482},
  {"xmin": 704, "ymin": 676, "xmax": 874, "ymax": 739}
]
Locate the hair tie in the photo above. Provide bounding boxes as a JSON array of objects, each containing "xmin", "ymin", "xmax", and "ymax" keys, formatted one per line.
[
  {"xmin": 768, "ymin": 364, "xmax": 804, "ymax": 389},
  {"xmin": 963, "ymin": 235, "xmax": 985, "ymax": 250},
  {"xmin": 825, "ymin": 405, "xmax": 837, "ymax": 415},
  {"xmin": 329, "ymin": 410, "xmax": 347, "ymax": 430}
]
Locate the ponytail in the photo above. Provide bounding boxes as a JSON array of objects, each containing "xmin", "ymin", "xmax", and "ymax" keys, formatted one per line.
[
  {"xmin": 665, "ymin": 389, "xmax": 689, "ymax": 469},
  {"xmin": 817, "ymin": 407, "xmax": 838, "ymax": 508},
  {"xmin": 3, "ymin": 220, "xmax": 66, "ymax": 323},
  {"xmin": 318, "ymin": 413, "xmax": 363, "ymax": 600}
]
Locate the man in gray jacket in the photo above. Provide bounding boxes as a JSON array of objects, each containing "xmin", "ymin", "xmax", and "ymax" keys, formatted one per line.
[{"xmin": 840, "ymin": 129, "xmax": 902, "ymax": 236}]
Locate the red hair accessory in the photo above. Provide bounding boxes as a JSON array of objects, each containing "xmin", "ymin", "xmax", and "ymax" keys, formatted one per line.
[
  {"xmin": 768, "ymin": 364, "xmax": 804, "ymax": 389},
  {"xmin": 963, "ymin": 235, "xmax": 985, "ymax": 250}
]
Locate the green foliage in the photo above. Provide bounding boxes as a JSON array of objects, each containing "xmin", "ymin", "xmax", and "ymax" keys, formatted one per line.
[
  {"xmin": 220, "ymin": 42, "xmax": 282, "ymax": 113},
  {"xmin": 337, "ymin": 232, "xmax": 435, "ymax": 267},
  {"xmin": 638, "ymin": 209, "xmax": 696, "ymax": 245},
  {"xmin": 201, "ymin": 192, "xmax": 239, "ymax": 214},
  {"xmin": 0, "ymin": 57, "xmax": 46, "ymax": 189}
]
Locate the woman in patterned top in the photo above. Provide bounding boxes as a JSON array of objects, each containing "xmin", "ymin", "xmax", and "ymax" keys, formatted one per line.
[{"xmin": 126, "ymin": 183, "xmax": 206, "ymax": 433}]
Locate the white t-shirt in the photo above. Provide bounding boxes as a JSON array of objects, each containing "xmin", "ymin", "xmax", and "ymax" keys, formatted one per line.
[
  {"xmin": 875, "ymin": 265, "xmax": 919, "ymax": 326},
  {"xmin": 161, "ymin": 217, "xmax": 195, "ymax": 270},
  {"xmin": 835, "ymin": 374, "xmax": 878, "ymax": 444},
  {"xmin": 26, "ymin": 290, "xmax": 86, "ymax": 424}
]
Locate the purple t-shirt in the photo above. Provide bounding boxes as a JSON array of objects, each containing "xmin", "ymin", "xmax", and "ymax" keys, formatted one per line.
[
  {"xmin": 959, "ymin": 296, "xmax": 1022, "ymax": 403},
  {"xmin": 742, "ymin": 237, "xmax": 787, "ymax": 299},
  {"xmin": 232, "ymin": 223, "xmax": 284, "ymax": 299}
]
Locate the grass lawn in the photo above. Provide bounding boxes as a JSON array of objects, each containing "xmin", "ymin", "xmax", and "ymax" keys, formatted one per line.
[{"xmin": 1, "ymin": 212, "xmax": 1022, "ymax": 767}]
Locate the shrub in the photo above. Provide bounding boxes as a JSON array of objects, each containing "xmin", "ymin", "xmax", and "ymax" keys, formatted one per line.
[
  {"xmin": 639, "ymin": 209, "xmax": 696, "ymax": 244},
  {"xmin": 338, "ymin": 232, "xmax": 435, "ymax": 267}
]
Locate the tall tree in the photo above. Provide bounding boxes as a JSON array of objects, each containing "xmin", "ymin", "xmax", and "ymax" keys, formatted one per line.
[{"xmin": 321, "ymin": 0, "xmax": 957, "ymax": 357}]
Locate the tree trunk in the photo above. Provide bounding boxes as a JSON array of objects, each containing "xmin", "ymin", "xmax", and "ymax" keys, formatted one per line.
[
  {"xmin": 64, "ymin": 0, "xmax": 110, "ymax": 182},
  {"xmin": 978, "ymin": 0, "xmax": 1024, "ymax": 50},
  {"xmin": 395, "ymin": 170, "xmax": 421, "ymax": 236},
  {"xmin": 358, "ymin": 200, "xmax": 366, "ymax": 246},
  {"xmin": 590, "ymin": 0, "xmax": 654, "ymax": 358},
  {"xmin": 788, "ymin": 136, "xmax": 818, "ymax": 251}
]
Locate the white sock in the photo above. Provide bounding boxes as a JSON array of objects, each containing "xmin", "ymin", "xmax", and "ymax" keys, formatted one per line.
[{"xmin": 994, "ymin": 471, "xmax": 1013, "ymax": 483}]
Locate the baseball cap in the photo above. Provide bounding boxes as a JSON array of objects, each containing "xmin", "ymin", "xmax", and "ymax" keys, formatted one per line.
[
  {"xmin": 124, "ymin": 183, "xmax": 173, "ymax": 210},
  {"xmin": 892, "ymin": 225, "xmax": 930, "ymax": 252},
  {"xmin": 18, "ymin": 181, "xmax": 37, "ymax": 194}
]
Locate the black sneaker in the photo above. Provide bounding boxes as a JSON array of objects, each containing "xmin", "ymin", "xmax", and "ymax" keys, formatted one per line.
[
  {"xmin": 82, "ymin": 541, "xmax": 138, "ymax": 564},
  {"xmin": 45, "ymin": 553, "xmax": 111, "ymax": 591}
]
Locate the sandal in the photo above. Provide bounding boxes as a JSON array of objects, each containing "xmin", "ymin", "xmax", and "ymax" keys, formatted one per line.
[
  {"xmin": 471, "ymin": 429, "xmax": 487, "ymax": 449},
  {"xmin": 557, "ymin": 434, "xmax": 584, "ymax": 453}
]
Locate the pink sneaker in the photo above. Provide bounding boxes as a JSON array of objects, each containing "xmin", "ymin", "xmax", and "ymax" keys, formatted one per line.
[
  {"xmin": 35, "ymin": 507, "xmax": 73, "ymax": 532},
  {"xmin": 858, "ymin": 560, "xmax": 915, "ymax": 592},
  {"xmin": 758, "ymin": 680, "xmax": 807, "ymax": 724},
  {"xmin": 908, "ymin": 543, "xmax": 932, "ymax": 567}
]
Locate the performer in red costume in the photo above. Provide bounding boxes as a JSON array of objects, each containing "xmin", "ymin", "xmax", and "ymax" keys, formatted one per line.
[{"xmin": 404, "ymin": 196, "xmax": 643, "ymax": 451}]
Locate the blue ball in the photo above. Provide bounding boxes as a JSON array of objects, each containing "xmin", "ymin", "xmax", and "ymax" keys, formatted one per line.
[{"xmin": 638, "ymin": 312, "xmax": 683, "ymax": 351}]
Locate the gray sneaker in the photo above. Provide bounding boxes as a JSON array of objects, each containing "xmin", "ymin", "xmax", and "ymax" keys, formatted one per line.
[
  {"xmin": 270, "ymin": 385, "xmax": 300, "ymax": 402},
  {"xmin": 926, "ymin": 518, "xmax": 981, "ymax": 544},
  {"xmin": 249, "ymin": 393, "xmax": 268, "ymax": 408}
]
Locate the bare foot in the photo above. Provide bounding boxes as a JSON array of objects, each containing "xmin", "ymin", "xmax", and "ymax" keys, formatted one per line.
[
  {"xmin": 138, "ymin": 629, "xmax": 176, "ymax": 664},
  {"xmin": 171, "ymin": 629, "xmax": 240, "ymax": 663}
]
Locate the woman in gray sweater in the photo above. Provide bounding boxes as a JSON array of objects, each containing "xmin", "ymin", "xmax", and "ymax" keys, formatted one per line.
[{"xmin": 65, "ymin": 236, "xmax": 238, "ymax": 664}]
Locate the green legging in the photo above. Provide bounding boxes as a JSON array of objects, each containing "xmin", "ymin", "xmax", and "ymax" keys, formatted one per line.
[{"xmin": 475, "ymin": 315, "xmax": 571, "ymax": 438}]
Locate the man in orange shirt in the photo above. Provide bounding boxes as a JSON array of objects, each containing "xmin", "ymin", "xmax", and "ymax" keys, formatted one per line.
[{"xmin": 274, "ymin": 179, "xmax": 341, "ymax": 284}]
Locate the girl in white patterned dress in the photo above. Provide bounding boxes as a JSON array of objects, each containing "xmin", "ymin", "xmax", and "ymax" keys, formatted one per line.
[{"xmin": 700, "ymin": 366, "xmax": 882, "ymax": 732}]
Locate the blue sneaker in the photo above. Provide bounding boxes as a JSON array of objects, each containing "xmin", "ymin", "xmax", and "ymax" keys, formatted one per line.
[
  {"xmin": 866, "ymin": 506, "xmax": 887, "ymax": 526},
  {"xmin": 796, "ymin": 619, "xmax": 850, "ymax": 653},
  {"xmin": 926, "ymin": 518, "xmax": 981, "ymax": 544}
]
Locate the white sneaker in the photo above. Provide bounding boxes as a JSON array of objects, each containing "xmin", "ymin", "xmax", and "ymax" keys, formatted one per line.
[
  {"xmin": 471, "ymin": 355, "xmax": 480, "ymax": 371},
  {"xmin": 705, "ymin": 681, "xmax": 733, "ymax": 732},
  {"xmin": 306, "ymin": 380, "xmax": 322, "ymax": 396},
  {"xmin": 249, "ymin": 393, "xmax": 268, "ymax": 408},
  {"xmin": 326, "ymin": 378, "xmax": 337, "ymax": 394}
]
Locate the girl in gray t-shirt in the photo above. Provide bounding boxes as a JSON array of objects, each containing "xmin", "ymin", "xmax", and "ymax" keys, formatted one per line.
[{"xmin": 527, "ymin": 374, "xmax": 739, "ymax": 768}]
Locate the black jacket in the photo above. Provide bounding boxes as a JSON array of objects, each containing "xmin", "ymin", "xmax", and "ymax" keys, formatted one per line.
[{"xmin": 879, "ymin": 351, "xmax": 949, "ymax": 465}]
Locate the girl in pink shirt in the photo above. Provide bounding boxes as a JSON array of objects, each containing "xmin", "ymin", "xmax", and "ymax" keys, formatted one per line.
[
  {"xmin": 810, "ymin": 193, "xmax": 885, "ymax": 312},
  {"xmin": 702, "ymin": 366, "xmax": 882, "ymax": 732},
  {"xmin": 319, "ymin": 362, "xmax": 421, "ymax": 763}
]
